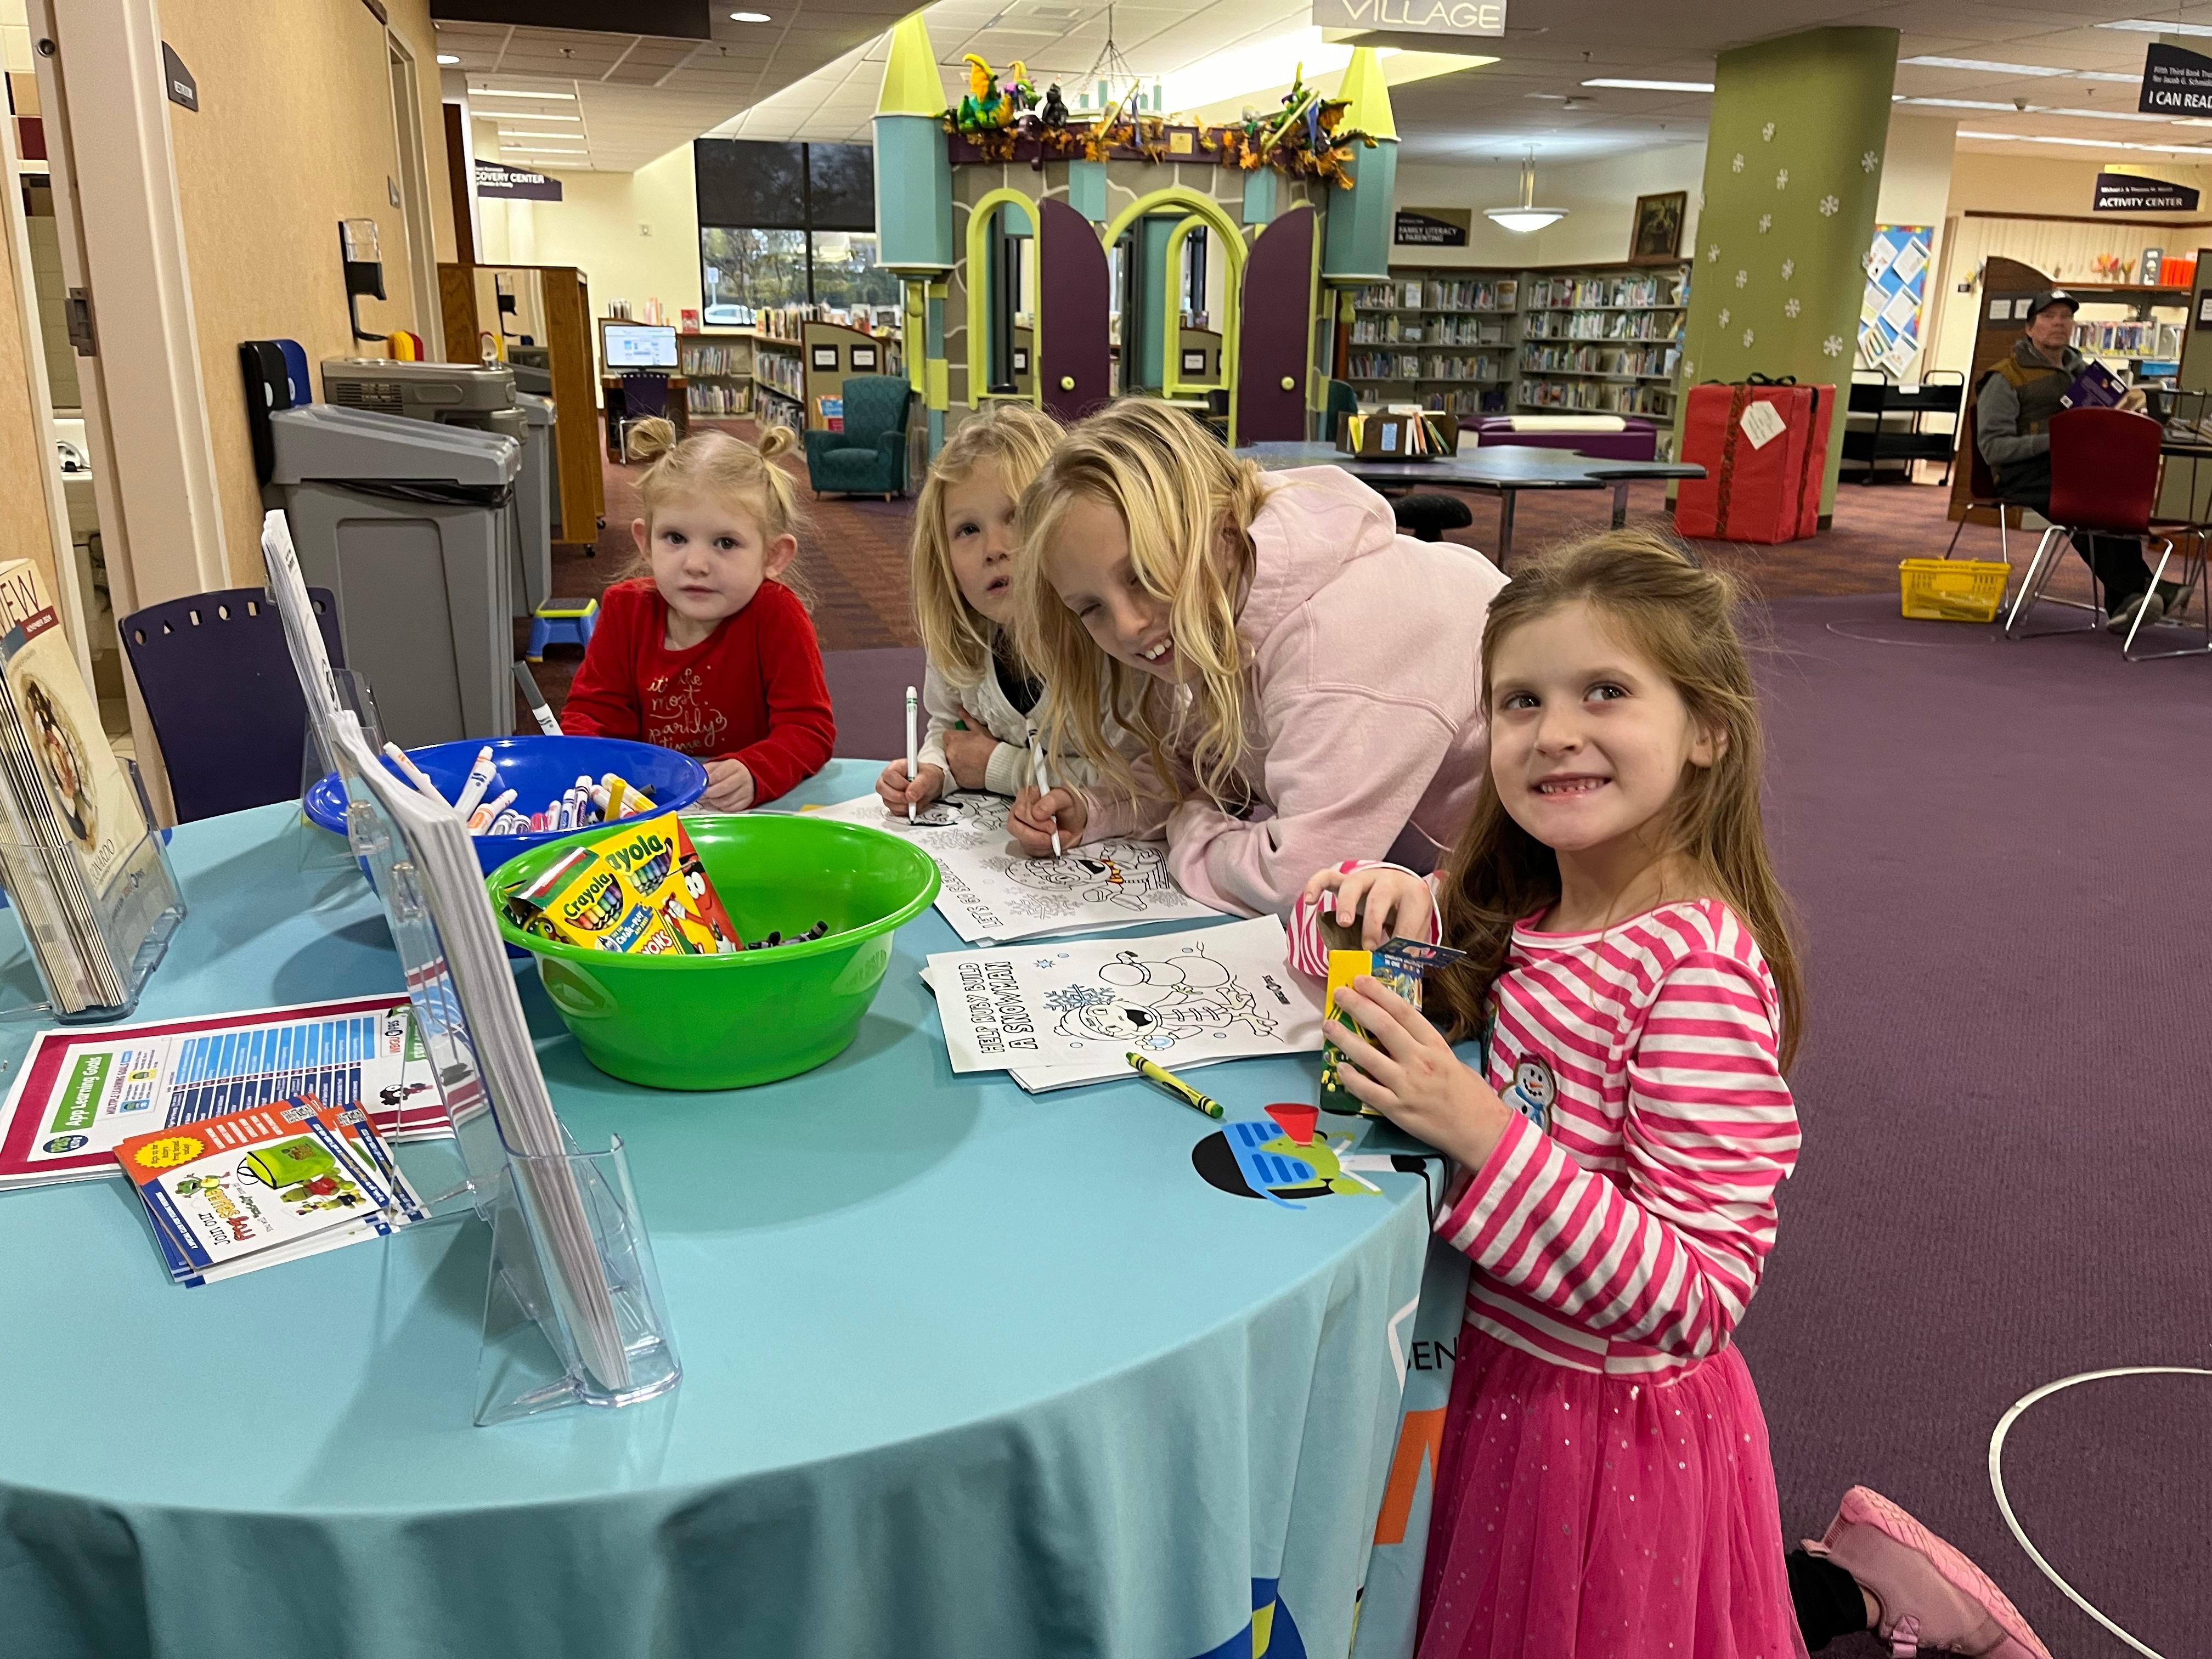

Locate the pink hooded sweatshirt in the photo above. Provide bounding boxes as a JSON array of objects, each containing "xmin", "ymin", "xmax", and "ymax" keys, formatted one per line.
[{"xmin": 1080, "ymin": 465, "xmax": 1508, "ymax": 917}]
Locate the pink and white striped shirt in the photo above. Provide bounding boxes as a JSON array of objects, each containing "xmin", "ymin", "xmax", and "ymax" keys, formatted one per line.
[{"xmin": 1289, "ymin": 882, "xmax": 1798, "ymax": 1381}]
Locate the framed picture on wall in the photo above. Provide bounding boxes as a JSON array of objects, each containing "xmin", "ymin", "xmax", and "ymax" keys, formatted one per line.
[
  {"xmin": 1628, "ymin": 191, "xmax": 1688, "ymax": 265},
  {"xmin": 811, "ymin": 345, "xmax": 839, "ymax": 371},
  {"xmin": 851, "ymin": 343, "xmax": 878, "ymax": 370},
  {"xmin": 1012, "ymin": 347, "xmax": 1030, "ymax": 373}
]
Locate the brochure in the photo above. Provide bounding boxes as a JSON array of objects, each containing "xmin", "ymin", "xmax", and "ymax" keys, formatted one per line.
[{"xmin": 0, "ymin": 993, "xmax": 450, "ymax": 1188}]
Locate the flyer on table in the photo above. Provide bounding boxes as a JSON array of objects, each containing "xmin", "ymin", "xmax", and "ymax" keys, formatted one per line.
[{"xmin": 0, "ymin": 994, "xmax": 449, "ymax": 1187}]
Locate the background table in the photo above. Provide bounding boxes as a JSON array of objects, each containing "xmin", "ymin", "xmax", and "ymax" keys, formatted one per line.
[
  {"xmin": 1237, "ymin": 440, "xmax": 1706, "ymax": 566},
  {"xmin": 0, "ymin": 760, "xmax": 1432, "ymax": 1659}
]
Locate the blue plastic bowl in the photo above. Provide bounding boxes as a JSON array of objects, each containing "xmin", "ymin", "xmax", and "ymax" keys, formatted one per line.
[{"xmin": 304, "ymin": 735, "xmax": 710, "ymax": 879}]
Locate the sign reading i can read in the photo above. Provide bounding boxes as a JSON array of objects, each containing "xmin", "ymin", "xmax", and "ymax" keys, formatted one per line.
[{"xmin": 1309, "ymin": 0, "xmax": 1506, "ymax": 38}]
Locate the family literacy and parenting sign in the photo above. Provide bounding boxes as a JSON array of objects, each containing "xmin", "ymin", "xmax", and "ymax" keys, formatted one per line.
[{"xmin": 1309, "ymin": 0, "xmax": 1506, "ymax": 37}]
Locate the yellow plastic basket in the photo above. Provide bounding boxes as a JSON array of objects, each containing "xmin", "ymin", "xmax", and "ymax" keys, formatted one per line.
[{"xmin": 1899, "ymin": 557, "xmax": 2008, "ymax": 623}]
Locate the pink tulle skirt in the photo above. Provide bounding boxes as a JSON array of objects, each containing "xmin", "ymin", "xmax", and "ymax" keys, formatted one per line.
[{"xmin": 1417, "ymin": 1327, "xmax": 1810, "ymax": 1659}]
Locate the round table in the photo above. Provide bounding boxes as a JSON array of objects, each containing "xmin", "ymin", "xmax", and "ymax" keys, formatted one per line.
[{"xmin": 0, "ymin": 760, "xmax": 1432, "ymax": 1659}]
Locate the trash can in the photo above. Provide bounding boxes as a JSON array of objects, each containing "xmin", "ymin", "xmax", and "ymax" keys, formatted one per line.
[
  {"xmin": 270, "ymin": 402, "xmax": 520, "ymax": 747},
  {"xmin": 514, "ymin": 391, "xmax": 555, "ymax": 618}
]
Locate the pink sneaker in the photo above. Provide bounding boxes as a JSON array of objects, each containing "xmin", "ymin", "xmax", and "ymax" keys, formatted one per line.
[{"xmin": 1802, "ymin": 1487, "xmax": 2052, "ymax": 1658}]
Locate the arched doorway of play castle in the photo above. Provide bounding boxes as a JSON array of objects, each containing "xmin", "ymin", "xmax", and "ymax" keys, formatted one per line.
[{"xmin": 1032, "ymin": 190, "xmax": 1314, "ymax": 443}]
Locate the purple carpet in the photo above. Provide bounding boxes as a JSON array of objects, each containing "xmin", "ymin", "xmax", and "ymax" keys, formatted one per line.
[{"xmin": 817, "ymin": 588, "xmax": 2210, "ymax": 1657}]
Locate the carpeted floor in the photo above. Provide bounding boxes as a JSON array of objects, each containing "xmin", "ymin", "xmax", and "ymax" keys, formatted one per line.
[{"xmin": 540, "ymin": 428, "xmax": 2208, "ymax": 1657}]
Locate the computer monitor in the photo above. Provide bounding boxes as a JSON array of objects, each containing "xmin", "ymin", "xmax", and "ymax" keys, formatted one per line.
[{"xmin": 603, "ymin": 323, "xmax": 679, "ymax": 369}]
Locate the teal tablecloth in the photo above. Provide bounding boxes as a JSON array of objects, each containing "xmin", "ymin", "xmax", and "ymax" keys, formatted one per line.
[{"xmin": 0, "ymin": 760, "xmax": 1434, "ymax": 1659}]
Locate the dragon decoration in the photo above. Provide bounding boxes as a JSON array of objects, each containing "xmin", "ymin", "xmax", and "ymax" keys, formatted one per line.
[{"xmin": 946, "ymin": 55, "xmax": 1374, "ymax": 187}]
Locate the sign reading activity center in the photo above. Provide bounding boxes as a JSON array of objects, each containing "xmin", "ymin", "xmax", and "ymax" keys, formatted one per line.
[
  {"xmin": 475, "ymin": 162, "xmax": 563, "ymax": 202},
  {"xmin": 1394, "ymin": 208, "xmax": 1471, "ymax": 248},
  {"xmin": 2138, "ymin": 42, "xmax": 2212, "ymax": 118},
  {"xmin": 2095, "ymin": 171, "xmax": 2200, "ymax": 213},
  {"xmin": 1308, "ymin": 0, "xmax": 1505, "ymax": 38}
]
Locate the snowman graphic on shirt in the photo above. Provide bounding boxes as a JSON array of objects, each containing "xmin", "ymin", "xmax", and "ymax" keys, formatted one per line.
[{"xmin": 1500, "ymin": 1055, "xmax": 1556, "ymax": 1132}]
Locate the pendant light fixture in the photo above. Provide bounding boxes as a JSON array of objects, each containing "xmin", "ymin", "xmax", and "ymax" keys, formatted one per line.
[{"xmin": 1485, "ymin": 150, "xmax": 1568, "ymax": 234}]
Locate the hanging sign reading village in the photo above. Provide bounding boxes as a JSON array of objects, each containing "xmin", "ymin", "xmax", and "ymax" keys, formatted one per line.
[
  {"xmin": 1309, "ymin": 0, "xmax": 1506, "ymax": 38},
  {"xmin": 2138, "ymin": 43, "xmax": 2212, "ymax": 119}
]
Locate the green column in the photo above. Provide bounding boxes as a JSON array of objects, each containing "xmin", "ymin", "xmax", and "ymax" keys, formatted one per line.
[{"xmin": 1676, "ymin": 27, "xmax": 1898, "ymax": 518}]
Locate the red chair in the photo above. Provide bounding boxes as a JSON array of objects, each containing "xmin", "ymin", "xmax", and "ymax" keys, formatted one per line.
[{"xmin": 2003, "ymin": 407, "xmax": 2169, "ymax": 646}]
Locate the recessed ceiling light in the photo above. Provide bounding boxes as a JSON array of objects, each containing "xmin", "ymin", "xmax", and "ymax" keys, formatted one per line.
[
  {"xmin": 498, "ymin": 131, "xmax": 583, "ymax": 140},
  {"xmin": 1900, "ymin": 56, "xmax": 2066, "ymax": 76},
  {"xmin": 437, "ymin": 53, "xmax": 460, "ymax": 65},
  {"xmin": 473, "ymin": 111, "xmax": 580, "ymax": 121},
  {"xmin": 473, "ymin": 87, "xmax": 578, "ymax": 100},
  {"xmin": 2098, "ymin": 18, "xmax": 2212, "ymax": 36},
  {"xmin": 730, "ymin": 10, "xmax": 771, "ymax": 19},
  {"xmin": 1892, "ymin": 97, "xmax": 2018, "ymax": 111},
  {"xmin": 1581, "ymin": 78, "xmax": 1713, "ymax": 92},
  {"xmin": 1895, "ymin": 95, "xmax": 2169, "ymax": 122}
]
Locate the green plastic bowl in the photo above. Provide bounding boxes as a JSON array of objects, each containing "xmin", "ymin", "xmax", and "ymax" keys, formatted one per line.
[{"xmin": 487, "ymin": 813, "xmax": 941, "ymax": 1090}]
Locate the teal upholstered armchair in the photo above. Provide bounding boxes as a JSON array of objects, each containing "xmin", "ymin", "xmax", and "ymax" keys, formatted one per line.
[{"xmin": 803, "ymin": 375, "xmax": 913, "ymax": 499}]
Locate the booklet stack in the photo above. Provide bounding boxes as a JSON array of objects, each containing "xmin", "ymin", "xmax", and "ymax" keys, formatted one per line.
[
  {"xmin": 115, "ymin": 1092, "xmax": 425, "ymax": 1286},
  {"xmin": 0, "ymin": 558, "xmax": 178, "ymax": 1014}
]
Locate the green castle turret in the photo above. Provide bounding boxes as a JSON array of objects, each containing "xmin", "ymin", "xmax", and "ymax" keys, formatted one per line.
[{"xmin": 1321, "ymin": 48, "xmax": 1398, "ymax": 284}]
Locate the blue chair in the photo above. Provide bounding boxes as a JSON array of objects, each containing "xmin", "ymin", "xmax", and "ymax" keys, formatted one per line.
[
  {"xmin": 120, "ymin": 586, "xmax": 347, "ymax": 823},
  {"xmin": 803, "ymin": 375, "xmax": 913, "ymax": 499},
  {"xmin": 1323, "ymin": 377, "xmax": 1359, "ymax": 445},
  {"xmin": 616, "ymin": 371, "xmax": 670, "ymax": 462}
]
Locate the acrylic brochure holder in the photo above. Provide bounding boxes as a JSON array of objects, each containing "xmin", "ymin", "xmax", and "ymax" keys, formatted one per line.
[
  {"xmin": 0, "ymin": 758, "xmax": 185, "ymax": 1026},
  {"xmin": 335, "ymin": 730, "xmax": 680, "ymax": 1425},
  {"xmin": 296, "ymin": 666, "xmax": 382, "ymax": 874}
]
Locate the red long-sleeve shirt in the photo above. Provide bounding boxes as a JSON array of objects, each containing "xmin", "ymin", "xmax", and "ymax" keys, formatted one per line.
[{"xmin": 559, "ymin": 577, "xmax": 834, "ymax": 805}]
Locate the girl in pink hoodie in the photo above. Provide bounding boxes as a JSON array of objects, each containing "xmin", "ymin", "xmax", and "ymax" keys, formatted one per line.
[{"xmin": 1007, "ymin": 398, "xmax": 1508, "ymax": 918}]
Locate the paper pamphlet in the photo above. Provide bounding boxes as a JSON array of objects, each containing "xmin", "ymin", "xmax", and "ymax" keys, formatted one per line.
[
  {"xmin": 924, "ymin": 915, "xmax": 1324, "ymax": 1079},
  {"xmin": 1879, "ymin": 284, "xmax": 1921, "ymax": 340},
  {"xmin": 805, "ymin": 791, "xmax": 1226, "ymax": 945},
  {"xmin": 1892, "ymin": 238, "xmax": 1928, "ymax": 285},
  {"xmin": 0, "ymin": 993, "xmax": 449, "ymax": 1188}
]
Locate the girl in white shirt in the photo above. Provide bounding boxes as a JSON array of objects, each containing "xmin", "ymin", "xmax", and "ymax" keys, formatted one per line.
[{"xmin": 878, "ymin": 403, "xmax": 1120, "ymax": 810}]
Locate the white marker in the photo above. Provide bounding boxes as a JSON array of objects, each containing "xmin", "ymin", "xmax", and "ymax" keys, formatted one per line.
[
  {"xmin": 573, "ymin": 773, "xmax": 595, "ymax": 823},
  {"xmin": 1030, "ymin": 729, "xmax": 1062, "ymax": 857},
  {"xmin": 381, "ymin": 742, "xmax": 453, "ymax": 811},
  {"xmin": 466, "ymin": 788, "xmax": 517, "ymax": 834},
  {"xmin": 452, "ymin": 746, "xmax": 497, "ymax": 817},
  {"xmin": 904, "ymin": 685, "xmax": 919, "ymax": 825}
]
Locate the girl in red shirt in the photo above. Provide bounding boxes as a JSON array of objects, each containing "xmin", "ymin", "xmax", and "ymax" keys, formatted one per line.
[{"xmin": 562, "ymin": 419, "xmax": 835, "ymax": 809}]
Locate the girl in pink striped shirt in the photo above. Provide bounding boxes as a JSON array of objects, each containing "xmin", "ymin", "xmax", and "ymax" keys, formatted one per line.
[{"xmin": 1294, "ymin": 533, "xmax": 2051, "ymax": 1659}]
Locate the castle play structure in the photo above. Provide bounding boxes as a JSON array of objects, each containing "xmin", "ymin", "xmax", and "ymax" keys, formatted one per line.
[{"xmin": 870, "ymin": 14, "xmax": 1401, "ymax": 455}]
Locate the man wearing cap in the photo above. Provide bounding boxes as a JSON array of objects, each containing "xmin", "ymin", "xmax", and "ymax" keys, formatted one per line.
[{"xmin": 1978, "ymin": 287, "xmax": 2174, "ymax": 633}]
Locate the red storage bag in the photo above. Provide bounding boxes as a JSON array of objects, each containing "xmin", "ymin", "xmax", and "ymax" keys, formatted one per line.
[{"xmin": 1673, "ymin": 379, "xmax": 1833, "ymax": 544}]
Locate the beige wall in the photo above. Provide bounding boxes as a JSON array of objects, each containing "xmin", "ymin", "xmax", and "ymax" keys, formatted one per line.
[
  {"xmin": 1868, "ymin": 114, "xmax": 1957, "ymax": 380},
  {"xmin": 0, "ymin": 160, "xmax": 61, "ymax": 601},
  {"xmin": 161, "ymin": 0, "xmax": 454, "ymax": 584},
  {"xmin": 1391, "ymin": 145, "xmax": 1707, "ymax": 269},
  {"xmin": 476, "ymin": 140, "xmax": 703, "ymax": 329}
]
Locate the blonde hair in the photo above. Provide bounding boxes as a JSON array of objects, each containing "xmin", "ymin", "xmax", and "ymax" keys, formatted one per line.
[
  {"xmin": 911, "ymin": 402, "xmax": 1063, "ymax": 684},
  {"xmin": 1014, "ymin": 398, "xmax": 1269, "ymax": 808},
  {"xmin": 627, "ymin": 417, "xmax": 814, "ymax": 609},
  {"xmin": 1424, "ymin": 528, "xmax": 1803, "ymax": 1070}
]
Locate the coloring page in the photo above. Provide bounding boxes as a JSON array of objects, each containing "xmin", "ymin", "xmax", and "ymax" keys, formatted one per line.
[
  {"xmin": 804, "ymin": 791, "xmax": 1225, "ymax": 945},
  {"xmin": 925, "ymin": 915, "xmax": 1323, "ymax": 1075}
]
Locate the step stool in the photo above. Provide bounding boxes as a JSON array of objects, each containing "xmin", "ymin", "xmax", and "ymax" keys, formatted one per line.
[{"xmin": 526, "ymin": 597, "xmax": 598, "ymax": 662}]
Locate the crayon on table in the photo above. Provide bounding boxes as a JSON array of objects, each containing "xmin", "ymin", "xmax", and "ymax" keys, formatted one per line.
[{"xmin": 1126, "ymin": 1053, "xmax": 1226, "ymax": 1120}]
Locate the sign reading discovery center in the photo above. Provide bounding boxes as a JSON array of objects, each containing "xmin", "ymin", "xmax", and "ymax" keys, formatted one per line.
[
  {"xmin": 1310, "ymin": 0, "xmax": 1506, "ymax": 37},
  {"xmin": 475, "ymin": 162, "xmax": 563, "ymax": 202}
]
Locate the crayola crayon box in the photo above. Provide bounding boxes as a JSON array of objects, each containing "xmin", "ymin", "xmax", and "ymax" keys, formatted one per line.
[
  {"xmin": 1318, "ymin": 936, "xmax": 1467, "ymax": 1116},
  {"xmin": 501, "ymin": 812, "xmax": 741, "ymax": 955}
]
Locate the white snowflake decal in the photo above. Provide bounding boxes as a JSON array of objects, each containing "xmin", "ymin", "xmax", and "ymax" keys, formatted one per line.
[
  {"xmin": 1781, "ymin": 258, "xmax": 1796, "ymax": 279},
  {"xmin": 1822, "ymin": 334, "xmax": 1844, "ymax": 357},
  {"xmin": 1758, "ymin": 213, "xmax": 1773, "ymax": 234},
  {"xmin": 1731, "ymin": 152, "xmax": 1745, "ymax": 173},
  {"xmin": 1784, "ymin": 297, "xmax": 1801, "ymax": 318},
  {"xmin": 1684, "ymin": 360, "xmax": 1695, "ymax": 378},
  {"xmin": 1861, "ymin": 150, "xmax": 1880, "ymax": 173},
  {"xmin": 1775, "ymin": 168, "xmax": 1790, "ymax": 190},
  {"xmin": 1734, "ymin": 268, "xmax": 1748, "ymax": 289},
  {"xmin": 1742, "ymin": 328, "xmax": 1756, "ymax": 348},
  {"xmin": 1818, "ymin": 194, "xmax": 1840, "ymax": 216},
  {"xmin": 1707, "ymin": 242, "xmax": 1720, "ymax": 262},
  {"xmin": 1762, "ymin": 121, "xmax": 1776, "ymax": 142},
  {"xmin": 1718, "ymin": 307, "xmax": 1731, "ymax": 328}
]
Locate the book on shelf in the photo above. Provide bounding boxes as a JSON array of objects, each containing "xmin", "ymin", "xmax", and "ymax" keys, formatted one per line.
[{"xmin": 0, "ymin": 558, "xmax": 177, "ymax": 1015}]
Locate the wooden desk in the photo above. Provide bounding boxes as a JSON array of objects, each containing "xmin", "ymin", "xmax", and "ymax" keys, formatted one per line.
[{"xmin": 601, "ymin": 375, "xmax": 689, "ymax": 460}]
